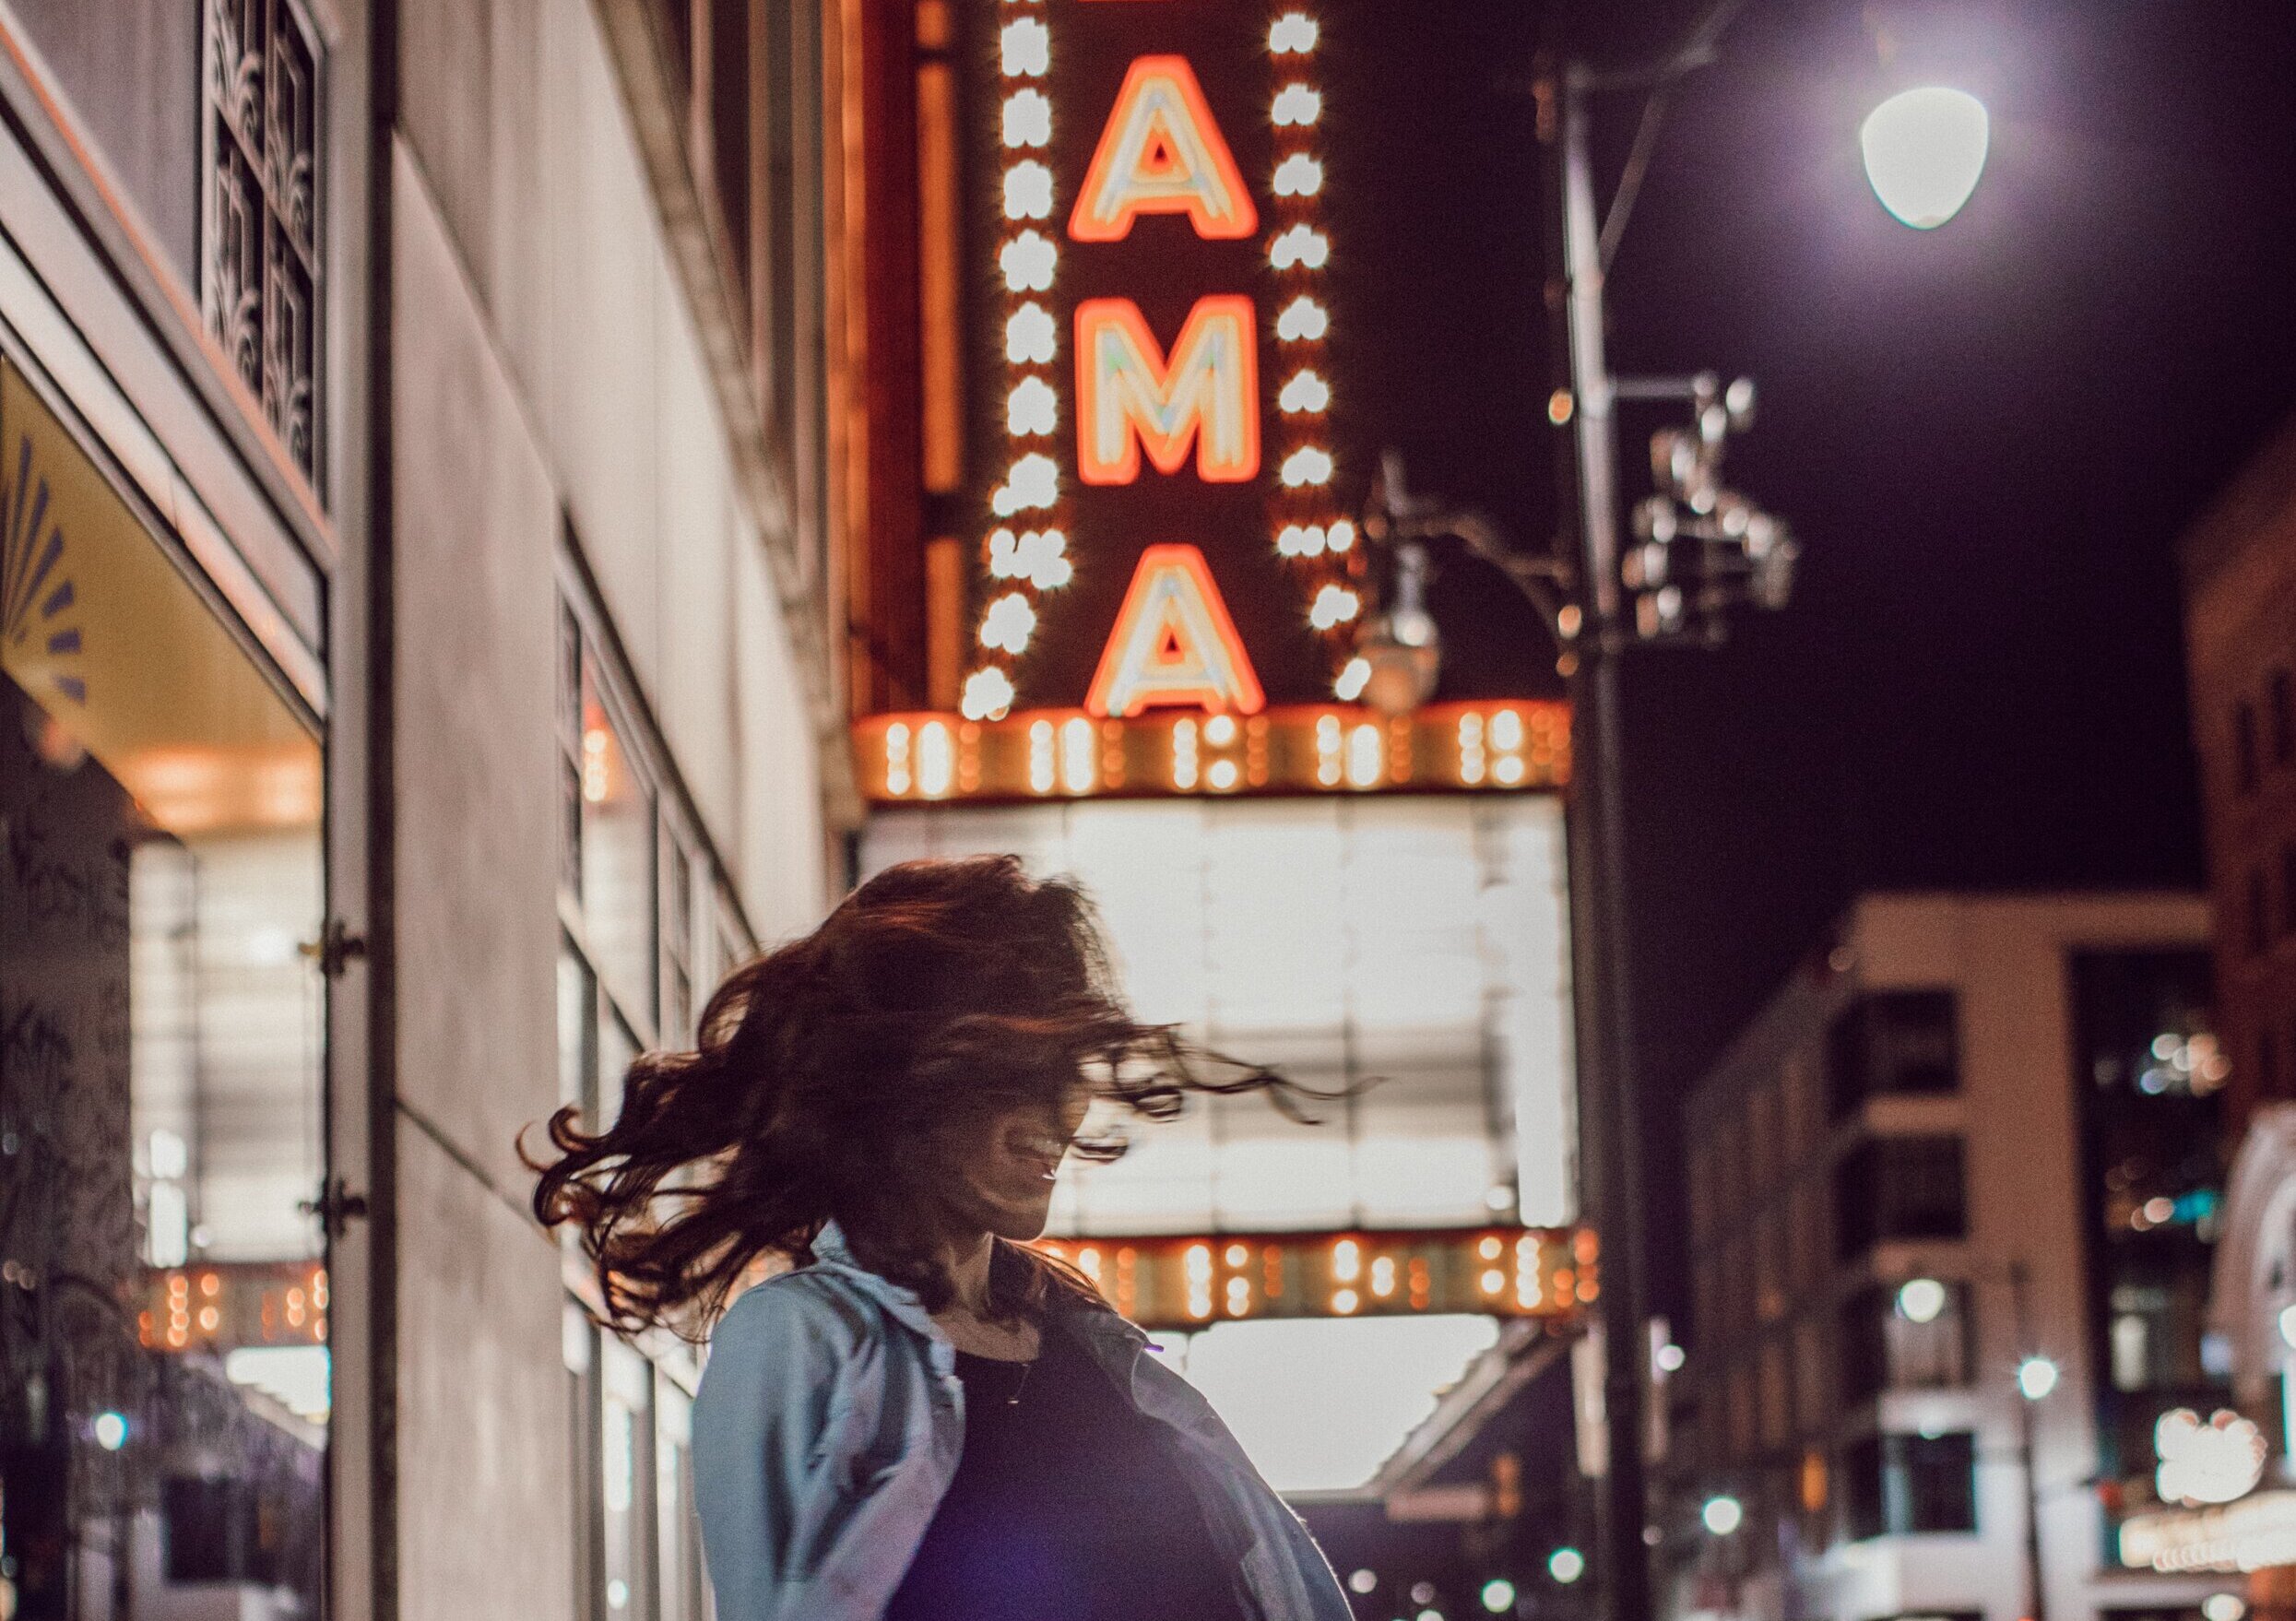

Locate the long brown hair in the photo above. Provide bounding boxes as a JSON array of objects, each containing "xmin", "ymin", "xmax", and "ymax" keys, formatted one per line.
[{"xmin": 528, "ymin": 855, "xmax": 1327, "ymax": 1336}]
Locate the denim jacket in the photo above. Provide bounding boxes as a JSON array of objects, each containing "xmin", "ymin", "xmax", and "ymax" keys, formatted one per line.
[{"xmin": 691, "ymin": 1220, "xmax": 1356, "ymax": 1621}]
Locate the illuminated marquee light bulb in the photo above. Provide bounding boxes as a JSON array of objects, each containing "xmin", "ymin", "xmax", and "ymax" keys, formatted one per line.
[
  {"xmin": 990, "ymin": 527, "xmax": 1067, "ymax": 586},
  {"xmin": 1028, "ymin": 719, "xmax": 1056, "ymax": 794},
  {"xmin": 1007, "ymin": 375, "xmax": 1059, "ymax": 436},
  {"xmin": 1002, "ymin": 89, "xmax": 1052, "ymax": 148},
  {"xmin": 1335, "ymin": 657, "xmax": 1370, "ymax": 701},
  {"xmin": 1003, "ymin": 160, "xmax": 1055, "ymax": 220},
  {"xmin": 917, "ymin": 720, "xmax": 956, "ymax": 798},
  {"xmin": 1347, "ymin": 722, "xmax": 1383, "ymax": 788},
  {"xmin": 1020, "ymin": 528, "xmax": 1072, "ymax": 589},
  {"xmin": 1270, "ymin": 224, "xmax": 1330, "ymax": 270},
  {"xmin": 1269, "ymin": 12, "xmax": 1318, "ymax": 53},
  {"xmin": 1278, "ymin": 369, "xmax": 1331, "ymax": 414},
  {"xmin": 1275, "ymin": 523, "xmax": 1321, "ymax": 558},
  {"xmin": 1281, "ymin": 446, "xmax": 1335, "ymax": 487},
  {"xmin": 1458, "ymin": 711, "xmax": 1487, "ymax": 786},
  {"xmin": 1276, "ymin": 295, "xmax": 1329, "ymax": 341},
  {"xmin": 961, "ymin": 668, "xmax": 1015, "ymax": 723},
  {"xmin": 1059, "ymin": 716, "xmax": 1097, "ymax": 795},
  {"xmin": 1000, "ymin": 18, "xmax": 1048, "ymax": 77},
  {"xmin": 1272, "ymin": 83, "xmax": 1321, "ymax": 127},
  {"xmin": 979, "ymin": 591, "xmax": 1037, "ymax": 655},
  {"xmin": 1325, "ymin": 518, "xmax": 1355, "ymax": 551},
  {"xmin": 1171, "ymin": 717, "xmax": 1200, "ymax": 789},
  {"xmin": 1316, "ymin": 713, "xmax": 1343, "ymax": 786},
  {"xmin": 1272, "ymin": 153, "xmax": 1324, "ymax": 197},
  {"xmin": 1006, "ymin": 302, "xmax": 1058, "ymax": 364},
  {"xmin": 1308, "ymin": 584, "xmax": 1359, "ymax": 630},
  {"xmin": 1000, "ymin": 231, "xmax": 1057, "ymax": 292},
  {"xmin": 992, "ymin": 453, "xmax": 1059, "ymax": 515}
]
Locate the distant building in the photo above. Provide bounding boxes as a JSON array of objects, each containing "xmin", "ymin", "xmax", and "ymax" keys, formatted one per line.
[
  {"xmin": 2183, "ymin": 417, "xmax": 2296, "ymax": 1619},
  {"xmin": 1667, "ymin": 893, "xmax": 2233, "ymax": 1621},
  {"xmin": 2182, "ymin": 416, "xmax": 2296, "ymax": 1127}
]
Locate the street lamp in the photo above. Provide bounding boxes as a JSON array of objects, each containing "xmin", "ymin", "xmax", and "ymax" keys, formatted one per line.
[
  {"xmin": 1700, "ymin": 1495, "xmax": 1745, "ymax": 1536},
  {"xmin": 1861, "ymin": 86, "xmax": 1990, "ymax": 230},
  {"xmin": 2017, "ymin": 1355, "xmax": 2062, "ymax": 1402}
]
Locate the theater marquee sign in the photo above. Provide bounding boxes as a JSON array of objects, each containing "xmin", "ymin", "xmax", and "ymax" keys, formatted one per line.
[{"xmin": 858, "ymin": 0, "xmax": 1569, "ymax": 804}]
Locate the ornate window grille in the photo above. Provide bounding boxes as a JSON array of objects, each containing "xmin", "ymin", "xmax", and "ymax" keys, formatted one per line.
[{"xmin": 201, "ymin": 0, "xmax": 323, "ymax": 483}]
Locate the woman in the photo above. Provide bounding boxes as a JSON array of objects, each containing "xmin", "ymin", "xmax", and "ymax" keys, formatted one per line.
[{"xmin": 530, "ymin": 855, "xmax": 1357, "ymax": 1621}]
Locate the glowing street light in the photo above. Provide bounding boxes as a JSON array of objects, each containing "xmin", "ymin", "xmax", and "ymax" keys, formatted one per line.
[
  {"xmin": 1702, "ymin": 1494, "xmax": 1745, "ymax": 1536},
  {"xmin": 1896, "ymin": 1276, "xmax": 1947, "ymax": 1324},
  {"xmin": 1860, "ymin": 86, "xmax": 1990, "ymax": 229},
  {"xmin": 1547, "ymin": 1547, "xmax": 1586, "ymax": 1584},
  {"xmin": 2017, "ymin": 1355, "xmax": 2061, "ymax": 1402},
  {"xmin": 1480, "ymin": 1578, "xmax": 1516, "ymax": 1613}
]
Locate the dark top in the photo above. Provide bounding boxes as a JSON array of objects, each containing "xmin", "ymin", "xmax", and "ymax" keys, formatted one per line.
[{"xmin": 881, "ymin": 1319, "xmax": 1250, "ymax": 1621}]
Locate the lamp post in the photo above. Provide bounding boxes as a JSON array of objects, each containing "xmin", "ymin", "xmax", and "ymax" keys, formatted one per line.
[{"xmin": 1365, "ymin": 10, "xmax": 1989, "ymax": 1616}]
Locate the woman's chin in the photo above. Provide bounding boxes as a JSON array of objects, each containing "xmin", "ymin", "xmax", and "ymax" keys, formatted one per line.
[{"xmin": 983, "ymin": 1191, "xmax": 1055, "ymax": 1242}]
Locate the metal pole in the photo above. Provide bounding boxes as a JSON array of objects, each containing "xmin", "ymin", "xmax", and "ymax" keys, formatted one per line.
[
  {"xmin": 2010, "ymin": 1262, "xmax": 2048, "ymax": 1621},
  {"xmin": 1549, "ymin": 55, "xmax": 1654, "ymax": 1621}
]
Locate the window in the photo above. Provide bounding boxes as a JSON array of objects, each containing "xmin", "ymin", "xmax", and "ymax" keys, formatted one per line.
[
  {"xmin": 1758, "ymin": 1338, "xmax": 1792, "ymax": 1452},
  {"xmin": 201, "ymin": 0, "xmax": 325, "ymax": 479},
  {"xmin": 663, "ymin": 832, "xmax": 697, "ymax": 1046},
  {"xmin": 2069, "ymin": 951, "xmax": 2225, "ymax": 1496},
  {"xmin": 556, "ymin": 573, "xmax": 749, "ymax": 1621},
  {"xmin": 599, "ymin": 1339, "xmax": 657, "ymax": 1621},
  {"xmin": 1793, "ymin": 1319, "xmax": 1829, "ymax": 1436},
  {"xmin": 1826, "ymin": 991, "xmax": 1959, "ymax": 1118},
  {"xmin": 656, "ymin": 1383, "xmax": 710, "ymax": 1621},
  {"xmin": 2273, "ymin": 669, "xmax": 2294, "ymax": 765},
  {"xmin": 2236, "ymin": 700, "xmax": 2261, "ymax": 796},
  {"xmin": 1834, "ymin": 1136, "xmax": 1967, "ymax": 1260},
  {"xmin": 1837, "ymin": 1282, "xmax": 1971, "ymax": 1404},
  {"xmin": 1842, "ymin": 1431, "xmax": 1978, "ymax": 1539}
]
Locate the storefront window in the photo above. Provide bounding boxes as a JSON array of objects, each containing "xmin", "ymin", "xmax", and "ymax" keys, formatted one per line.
[
  {"xmin": 0, "ymin": 358, "xmax": 325, "ymax": 1617},
  {"xmin": 2070, "ymin": 950, "xmax": 2226, "ymax": 1509}
]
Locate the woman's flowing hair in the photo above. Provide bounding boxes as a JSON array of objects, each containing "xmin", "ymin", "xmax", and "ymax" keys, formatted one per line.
[{"xmin": 527, "ymin": 854, "xmax": 1334, "ymax": 1337}]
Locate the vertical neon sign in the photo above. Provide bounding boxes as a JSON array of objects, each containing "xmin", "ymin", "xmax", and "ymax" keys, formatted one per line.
[{"xmin": 967, "ymin": 2, "xmax": 1353, "ymax": 724}]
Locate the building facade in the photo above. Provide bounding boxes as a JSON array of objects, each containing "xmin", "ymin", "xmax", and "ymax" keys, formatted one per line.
[
  {"xmin": 1669, "ymin": 893, "xmax": 2232, "ymax": 1621},
  {"xmin": 2181, "ymin": 416, "xmax": 2296, "ymax": 1617},
  {"xmin": 2182, "ymin": 414, "xmax": 2296, "ymax": 1126},
  {"xmin": 0, "ymin": 3, "xmax": 846, "ymax": 1620}
]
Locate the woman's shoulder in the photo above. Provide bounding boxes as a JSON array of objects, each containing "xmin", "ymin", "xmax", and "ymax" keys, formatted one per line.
[{"xmin": 704, "ymin": 1268, "xmax": 881, "ymax": 1370}]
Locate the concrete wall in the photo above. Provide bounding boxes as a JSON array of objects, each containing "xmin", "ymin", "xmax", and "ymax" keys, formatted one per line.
[{"xmin": 386, "ymin": 1, "xmax": 834, "ymax": 1615}]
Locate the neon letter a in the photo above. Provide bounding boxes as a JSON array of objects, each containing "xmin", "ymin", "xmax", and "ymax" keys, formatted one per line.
[
  {"xmin": 1071, "ymin": 55, "xmax": 1258, "ymax": 242},
  {"xmin": 1075, "ymin": 296, "xmax": 1260, "ymax": 485},
  {"xmin": 1085, "ymin": 545, "xmax": 1266, "ymax": 718}
]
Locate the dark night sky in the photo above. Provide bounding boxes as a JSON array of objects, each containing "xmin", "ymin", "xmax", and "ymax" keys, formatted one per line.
[{"xmin": 1323, "ymin": 0, "xmax": 2296, "ymax": 1313}]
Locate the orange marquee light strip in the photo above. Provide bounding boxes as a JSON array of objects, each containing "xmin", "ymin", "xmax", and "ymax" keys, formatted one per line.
[
  {"xmin": 1033, "ymin": 1225, "xmax": 1597, "ymax": 1331},
  {"xmin": 855, "ymin": 698, "xmax": 1569, "ymax": 804},
  {"xmin": 140, "ymin": 1261, "xmax": 330, "ymax": 1352},
  {"xmin": 1069, "ymin": 53, "xmax": 1259, "ymax": 242}
]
